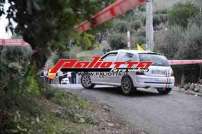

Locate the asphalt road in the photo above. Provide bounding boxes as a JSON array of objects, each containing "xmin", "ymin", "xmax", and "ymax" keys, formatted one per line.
[{"xmin": 55, "ymin": 84, "xmax": 202, "ymax": 134}]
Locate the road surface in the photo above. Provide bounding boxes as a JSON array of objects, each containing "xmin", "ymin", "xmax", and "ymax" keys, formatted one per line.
[{"xmin": 54, "ymin": 84, "xmax": 202, "ymax": 134}]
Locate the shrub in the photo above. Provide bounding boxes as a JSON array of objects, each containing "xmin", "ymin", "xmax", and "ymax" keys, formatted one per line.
[
  {"xmin": 168, "ymin": 2, "xmax": 199, "ymax": 28},
  {"xmin": 130, "ymin": 20, "xmax": 142, "ymax": 31},
  {"xmin": 109, "ymin": 33, "xmax": 127, "ymax": 50},
  {"xmin": 113, "ymin": 20, "xmax": 128, "ymax": 33},
  {"xmin": 0, "ymin": 46, "xmax": 32, "ymax": 93},
  {"xmin": 154, "ymin": 25, "xmax": 184, "ymax": 59},
  {"xmin": 176, "ymin": 24, "xmax": 202, "ymax": 59},
  {"xmin": 78, "ymin": 33, "xmax": 96, "ymax": 50}
]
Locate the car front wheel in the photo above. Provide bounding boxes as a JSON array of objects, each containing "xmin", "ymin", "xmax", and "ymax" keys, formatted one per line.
[{"xmin": 81, "ymin": 73, "xmax": 95, "ymax": 89}]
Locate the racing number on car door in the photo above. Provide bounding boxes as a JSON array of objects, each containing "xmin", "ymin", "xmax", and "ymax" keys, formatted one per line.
[
  {"xmin": 114, "ymin": 52, "xmax": 139, "ymax": 83},
  {"xmin": 98, "ymin": 52, "xmax": 118, "ymax": 83}
]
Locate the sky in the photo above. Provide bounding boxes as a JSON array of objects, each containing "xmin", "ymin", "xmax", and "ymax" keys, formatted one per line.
[
  {"xmin": 0, "ymin": 16, "xmax": 12, "ymax": 39},
  {"xmin": 0, "ymin": 2, "xmax": 12, "ymax": 39}
]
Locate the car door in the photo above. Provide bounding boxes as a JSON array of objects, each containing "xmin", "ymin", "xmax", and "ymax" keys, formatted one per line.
[
  {"xmin": 94, "ymin": 52, "xmax": 118, "ymax": 84},
  {"xmin": 114, "ymin": 52, "xmax": 139, "ymax": 84}
]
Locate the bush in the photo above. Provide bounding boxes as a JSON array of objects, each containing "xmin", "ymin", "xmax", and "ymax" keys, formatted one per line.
[
  {"xmin": 153, "ymin": 13, "xmax": 168, "ymax": 27},
  {"xmin": 135, "ymin": 35, "xmax": 146, "ymax": 45},
  {"xmin": 113, "ymin": 20, "xmax": 128, "ymax": 33},
  {"xmin": 109, "ymin": 33, "xmax": 127, "ymax": 50},
  {"xmin": 154, "ymin": 25, "xmax": 184, "ymax": 59},
  {"xmin": 77, "ymin": 33, "xmax": 96, "ymax": 50},
  {"xmin": 130, "ymin": 20, "xmax": 142, "ymax": 31},
  {"xmin": 168, "ymin": 2, "xmax": 199, "ymax": 28},
  {"xmin": 176, "ymin": 24, "xmax": 202, "ymax": 59},
  {"xmin": 0, "ymin": 46, "xmax": 32, "ymax": 93},
  {"xmin": 155, "ymin": 12, "xmax": 202, "ymax": 60},
  {"xmin": 0, "ymin": 88, "xmax": 95, "ymax": 134},
  {"xmin": 188, "ymin": 14, "xmax": 202, "ymax": 28}
]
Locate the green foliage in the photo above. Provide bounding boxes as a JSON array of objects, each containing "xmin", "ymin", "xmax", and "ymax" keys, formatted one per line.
[
  {"xmin": 130, "ymin": 20, "xmax": 142, "ymax": 31},
  {"xmin": 24, "ymin": 66, "xmax": 41, "ymax": 96},
  {"xmin": 77, "ymin": 33, "xmax": 96, "ymax": 50},
  {"xmin": 153, "ymin": 13, "xmax": 168, "ymax": 27},
  {"xmin": 0, "ymin": 0, "xmax": 114, "ymax": 48},
  {"xmin": 176, "ymin": 24, "xmax": 202, "ymax": 59},
  {"xmin": 45, "ymin": 53, "xmax": 60, "ymax": 69},
  {"xmin": 168, "ymin": 2, "xmax": 199, "ymax": 28},
  {"xmin": 0, "ymin": 0, "xmax": 114, "ymax": 70},
  {"xmin": 154, "ymin": 0, "xmax": 191, "ymax": 10},
  {"xmin": 155, "ymin": 11, "xmax": 202, "ymax": 60},
  {"xmin": 135, "ymin": 35, "xmax": 146, "ymax": 45},
  {"xmin": 103, "ymin": 7, "xmax": 149, "ymax": 51},
  {"xmin": 0, "ymin": 1, "xmax": 113, "ymax": 133},
  {"xmin": 51, "ymin": 90, "xmax": 94, "ymax": 124},
  {"xmin": 155, "ymin": 1, "xmax": 202, "ymax": 59},
  {"xmin": 43, "ymin": 88, "xmax": 57, "ymax": 100},
  {"xmin": 0, "ymin": 93, "xmax": 43, "ymax": 134},
  {"xmin": 0, "ymin": 88, "xmax": 94, "ymax": 134},
  {"xmin": 51, "ymin": 90, "xmax": 89, "ymax": 109},
  {"xmin": 188, "ymin": 14, "xmax": 202, "ymax": 27},
  {"xmin": 109, "ymin": 33, "xmax": 127, "ymax": 50},
  {"xmin": 0, "ymin": 46, "xmax": 32, "ymax": 93},
  {"xmin": 155, "ymin": 25, "xmax": 184, "ymax": 59},
  {"xmin": 113, "ymin": 20, "xmax": 128, "ymax": 33}
]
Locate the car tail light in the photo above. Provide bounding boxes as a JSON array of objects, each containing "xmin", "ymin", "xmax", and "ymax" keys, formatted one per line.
[{"xmin": 136, "ymin": 71, "xmax": 144, "ymax": 75}]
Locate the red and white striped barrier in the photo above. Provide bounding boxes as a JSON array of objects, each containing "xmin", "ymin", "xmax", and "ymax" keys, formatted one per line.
[
  {"xmin": 169, "ymin": 60, "xmax": 202, "ymax": 65},
  {"xmin": 75, "ymin": 0, "xmax": 145, "ymax": 32},
  {"xmin": 0, "ymin": 39, "xmax": 29, "ymax": 47}
]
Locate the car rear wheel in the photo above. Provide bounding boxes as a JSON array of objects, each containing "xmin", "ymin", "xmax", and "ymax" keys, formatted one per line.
[
  {"xmin": 121, "ymin": 76, "xmax": 135, "ymax": 95},
  {"xmin": 81, "ymin": 73, "xmax": 95, "ymax": 89},
  {"xmin": 157, "ymin": 88, "xmax": 172, "ymax": 95}
]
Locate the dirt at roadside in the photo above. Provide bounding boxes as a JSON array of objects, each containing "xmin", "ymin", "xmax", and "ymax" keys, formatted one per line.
[
  {"xmin": 175, "ymin": 86, "xmax": 202, "ymax": 97},
  {"xmin": 83, "ymin": 102, "xmax": 146, "ymax": 134}
]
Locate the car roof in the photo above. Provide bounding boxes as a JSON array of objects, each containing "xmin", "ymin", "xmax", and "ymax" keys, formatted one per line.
[{"xmin": 109, "ymin": 49, "xmax": 158, "ymax": 54}]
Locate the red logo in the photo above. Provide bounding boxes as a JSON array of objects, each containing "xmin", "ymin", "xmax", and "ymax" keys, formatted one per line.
[{"xmin": 48, "ymin": 56, "xmax": 152, "ymax": 79}]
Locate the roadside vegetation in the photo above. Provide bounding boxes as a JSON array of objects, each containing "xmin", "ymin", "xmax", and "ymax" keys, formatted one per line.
[
  {"xmin": 0, "ymin": 46, "xmax": 95, "ymax": 133},
  {"xmin": 0, "ymin": 0, "xmax": 114, "ymax": 133},
  {"xmin": 0, "ymin": 87, "xmax": 95, "ymax": 134},
  {"xmin": 155, "ymin": 1, "xmax": 202, "ymax": 59}
]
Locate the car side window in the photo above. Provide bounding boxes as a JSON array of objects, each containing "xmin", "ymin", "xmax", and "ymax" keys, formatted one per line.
[
  {"xmin": 118, "ymin": 52, "xmax": 138, "ymax": 61},
  {"xmin": 102, "ymin": 53, "xmax": 117, "ymax": 62}
]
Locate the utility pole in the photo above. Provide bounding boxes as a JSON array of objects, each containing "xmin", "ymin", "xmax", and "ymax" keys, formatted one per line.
[
  {"xmin": 146, "ymin": 0, "xmax": 154, "ymax": 51},
  {"xmin": 127, "ymin": 30, "xmax": 131, "ymax": 50}
]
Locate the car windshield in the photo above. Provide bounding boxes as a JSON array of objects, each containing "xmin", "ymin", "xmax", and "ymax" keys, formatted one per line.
[{"xmin": 139, "ymin": 53, "xmax": 169, "ymax": 66}]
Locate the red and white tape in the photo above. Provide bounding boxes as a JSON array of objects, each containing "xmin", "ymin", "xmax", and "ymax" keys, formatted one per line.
[
  {"xmin": 169, "ymin": 60, "xmax": 202, "ymax": 65},
  {"xmin": 75, "ymin": 0, "xmax": 145, "ymax": 32}
]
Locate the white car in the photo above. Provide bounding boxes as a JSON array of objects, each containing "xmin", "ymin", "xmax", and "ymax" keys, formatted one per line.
[
  {"xmin": 61, "ymin": 78, "xmax": 70, "ymax": 84},
  {"xmin": 81, "ymin": 50, "xmax": 175, "ymax": 95}
]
